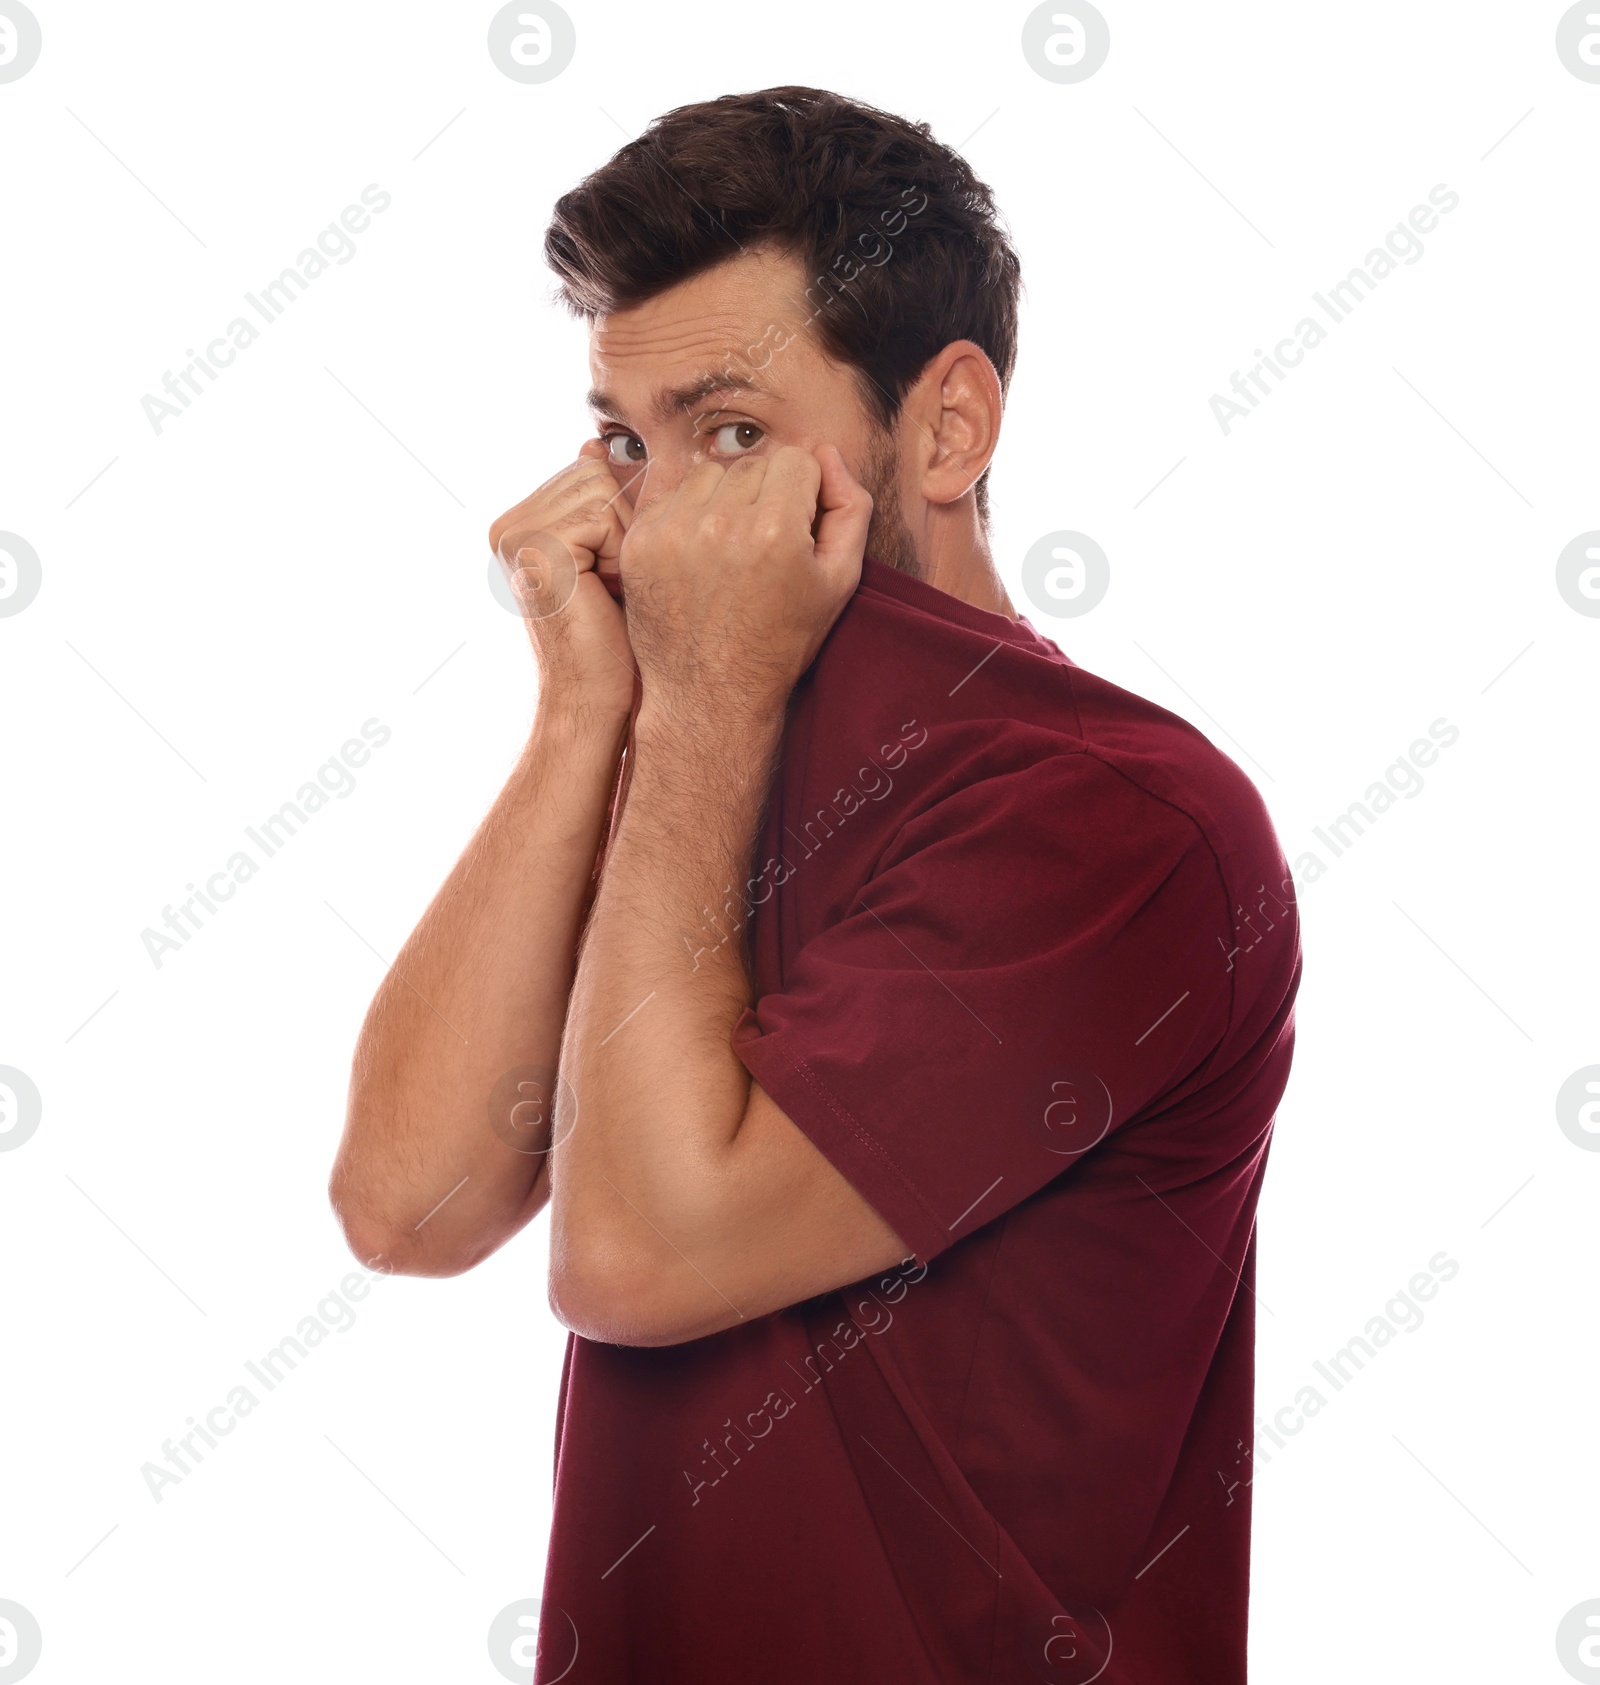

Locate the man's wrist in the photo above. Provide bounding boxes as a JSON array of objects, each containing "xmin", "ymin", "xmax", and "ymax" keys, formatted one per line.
[
  {"xmin": 532, "ymin": 693, "xmax": 632, "ymax": 752},
  {"xmin": 633, "ymin": 692, "xmax": 786, "ymax": 768}
]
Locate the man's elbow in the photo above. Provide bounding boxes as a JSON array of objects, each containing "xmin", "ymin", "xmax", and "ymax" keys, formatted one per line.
[
  {"xmin": 547, "ymin": 1240, "xmax": 714, "ymax": 1348},
  {"xmin": 328, "ymin": 1179, "xmax": 475, "ymax": 1280}
]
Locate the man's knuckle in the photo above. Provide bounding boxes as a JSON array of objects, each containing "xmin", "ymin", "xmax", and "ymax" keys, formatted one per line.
[{"xmin": 560, "ymin": 499, "xmax": 604, "ymax": 529}]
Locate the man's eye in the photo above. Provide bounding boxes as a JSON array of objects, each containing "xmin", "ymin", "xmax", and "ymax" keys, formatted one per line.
[
  {"xmin": 604, "ymin": 432, "xmax": 646, "ymax": 466},
  {"xmin": 712, "ymin": 421, "xmax": 764, "ymax": 455}
]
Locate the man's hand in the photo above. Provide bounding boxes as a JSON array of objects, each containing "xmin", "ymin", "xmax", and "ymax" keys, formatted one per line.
[
  {"xmin": 488, "ymin": 441, "xmax": 641, "ymax": 727},
  {"xmin": 617, "ymin": 444, "xmax": 872, "ymax": 724}
]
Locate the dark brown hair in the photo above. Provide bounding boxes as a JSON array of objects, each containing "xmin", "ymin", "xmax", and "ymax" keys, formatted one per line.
[{"xmin": 544, "ymin": 85, "xmax": 1020, "ymax": 516}]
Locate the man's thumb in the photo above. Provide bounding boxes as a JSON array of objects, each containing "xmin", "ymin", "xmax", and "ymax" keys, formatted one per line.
[{"xmin": 812, "ymin": 444, "xmax": 873, "ymax": 585}]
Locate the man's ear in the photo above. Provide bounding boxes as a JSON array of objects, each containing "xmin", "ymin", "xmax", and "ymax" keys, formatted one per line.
[{"xmin": 903, "ymin": 340, "xmax": 1003, "ymax": 506}]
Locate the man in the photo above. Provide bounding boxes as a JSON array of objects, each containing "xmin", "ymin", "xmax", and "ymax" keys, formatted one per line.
[{"xmin": 330, "ymin": 86, "xmax": 1301, "ymax": 1683}]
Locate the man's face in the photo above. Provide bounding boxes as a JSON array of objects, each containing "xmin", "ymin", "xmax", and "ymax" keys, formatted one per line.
[{"xmin": 586, "ymin": 246, "xmax": 919, "ymax": 578}]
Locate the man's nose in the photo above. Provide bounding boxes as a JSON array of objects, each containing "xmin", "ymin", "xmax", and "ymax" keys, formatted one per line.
[{"xmin": 629, "ymin": 453, "xmax": 690, "ymax": 517}]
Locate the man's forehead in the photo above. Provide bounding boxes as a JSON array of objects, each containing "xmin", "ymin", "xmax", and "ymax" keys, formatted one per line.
[
  {"xmin": 591, "ymin": 306, "xmax": 768, "ymax": 374},
  {"xmin": 599, "ymin": 306, "xmax": 778, "ymax": 365},
  {"xmin": 586, "ymin": 250, "xmax": 818, "ymax": 415}
]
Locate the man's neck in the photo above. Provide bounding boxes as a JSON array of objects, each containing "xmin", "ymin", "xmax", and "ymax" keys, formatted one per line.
[{"xmin": 918, "ymin": 510, "xmax": 1018, "ymax": 620}]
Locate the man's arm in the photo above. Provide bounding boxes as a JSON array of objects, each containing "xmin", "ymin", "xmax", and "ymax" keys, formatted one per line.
[
  {"xmin": 329, "ymin": 448, "xmax": 637, "ymax": 1276},
  {"xmin": 548, "ymin": 446, "xmax": 909, "ymax": 1345}
]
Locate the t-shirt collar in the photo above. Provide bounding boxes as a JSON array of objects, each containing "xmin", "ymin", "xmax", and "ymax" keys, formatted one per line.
[{"xmin": 857, "ymin": 555, "xmax": 1069, "ymax": 664}]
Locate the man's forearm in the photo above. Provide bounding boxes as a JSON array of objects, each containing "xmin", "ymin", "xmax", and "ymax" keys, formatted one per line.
[
  {"xmin": 331, "ymin": 703, "xmax": 628, "ymax": 1275},
  {"xmin": 550, "ymin": 700, "xmax": 783, "ymax": 1327}
]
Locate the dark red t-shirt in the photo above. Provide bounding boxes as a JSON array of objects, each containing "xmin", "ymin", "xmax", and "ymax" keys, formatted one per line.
[{"xmin": 534, "ymin": 558, "xmax": 1301, "ymax": 1684}]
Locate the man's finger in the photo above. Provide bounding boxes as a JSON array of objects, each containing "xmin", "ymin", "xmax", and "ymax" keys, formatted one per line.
[
  {"xmin": 578, "ymin": 440, "xmax": 639, "ymax": 530},
  {"xmin": 490, "ymin": 453, "xmax": 626, "ymax": 551},
  {"xmin": 710, "ymin": 454, "xmax": 769, "ymax": 505},
  {"xmin": 754, "ymin": 447, "xmax": 823, "ymax": 555},
  {"xmin": 756, "ymin": 445, "xmax": 822, "ymax": 519},
  {"xmin": 810, "ymin": 444, "xmax": 873, "ymax": 584},
  {"xmin": 672, "ymin": 458, "xmax": 727, "ymax": 510},
  {"xmin": 497, "ymin": 488, "xmax": 629, "ymax": 575}
]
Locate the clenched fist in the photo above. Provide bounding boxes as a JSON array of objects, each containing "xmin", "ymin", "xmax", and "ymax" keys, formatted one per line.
[
  {"xmin": 618, "ymin": 444, "xmax": 872, "ymax": 727},
  {"xmin": 487, "ymin": 441, "xmax": 641, "ymax": 729}
]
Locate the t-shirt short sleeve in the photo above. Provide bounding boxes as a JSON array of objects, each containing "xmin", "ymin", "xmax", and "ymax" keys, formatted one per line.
[{"xmin": 732, "ymin": 748, "xmax": 1236, "ymax": 1263}]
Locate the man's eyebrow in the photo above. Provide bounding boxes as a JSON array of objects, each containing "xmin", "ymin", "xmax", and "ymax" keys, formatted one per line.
[{"xmin": 585, "ymin": 371, "xmax": 770, "ymax": 428}]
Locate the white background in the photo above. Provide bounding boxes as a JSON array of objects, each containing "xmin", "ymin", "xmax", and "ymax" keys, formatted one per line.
[{"xmin": 2, "ymin": 2, "xmax": 1596, "ymax": 1681}]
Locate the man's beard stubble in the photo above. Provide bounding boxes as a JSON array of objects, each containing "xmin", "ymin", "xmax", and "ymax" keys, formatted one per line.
[{"xmin": 858, "ymin": 426, "xmax": 923, "ymax": 582}]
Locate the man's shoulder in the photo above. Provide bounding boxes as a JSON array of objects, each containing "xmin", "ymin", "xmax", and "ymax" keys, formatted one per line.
[
  {"xmin": 910, "ymin": 652, "xmax": 1280, "ymax": 868},
  {"xmin": 1053, "ymin": 660, "xmax": 1279, "ymax": 850},
  {"xmin": 811, "ymin": 575, "xmax": 1287, "ymax": 888}
]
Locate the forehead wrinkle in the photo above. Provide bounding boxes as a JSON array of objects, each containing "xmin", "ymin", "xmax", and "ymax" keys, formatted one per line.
[
  {"xmin": 592, "ymin": 297, "xmax": 815, "ymax": 372},
  {"xmin": 587, "ymin": 370, "xmax": 776, "ymax": 429},
  {"xmin": 588, "ymin": 282, "xmax": 816, "ymax": 427},
  {"xmin": 591, "ymin": 310, "xmax": 757, "ymax": 359}
]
